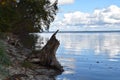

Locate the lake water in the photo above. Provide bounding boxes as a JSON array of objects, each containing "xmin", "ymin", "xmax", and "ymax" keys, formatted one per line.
[{"xmin": 37, "ymin": 32, "xmax": 120, "ymax": 80}]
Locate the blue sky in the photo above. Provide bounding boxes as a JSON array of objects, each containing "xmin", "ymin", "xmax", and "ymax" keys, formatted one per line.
[
  {"xmin": 60, "ymin": 0, "xmax": 120, "ymax": 13},
  {"xmin": 50, "ymin": 0, "xmax": 120, "ymax": 31}
]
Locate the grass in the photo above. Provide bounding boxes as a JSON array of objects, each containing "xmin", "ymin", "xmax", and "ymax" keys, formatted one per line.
[{"xmin": 0, "ymin": 40, "xmax": 11, "ymax": 78}]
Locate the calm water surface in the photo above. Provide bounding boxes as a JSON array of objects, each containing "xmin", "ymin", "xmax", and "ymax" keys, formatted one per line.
[{"xmin": 37, "ymin": 32, "xmax": 120, "ymax": 80}]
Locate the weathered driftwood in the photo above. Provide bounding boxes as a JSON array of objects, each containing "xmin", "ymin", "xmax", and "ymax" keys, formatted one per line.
[
  {"xmin": 27, "ymin": 30, "xmax": 63, "ymax": 72},
  {"xmin": 4, "ymin": 74, "xmax": 28, "ymax": 80}
]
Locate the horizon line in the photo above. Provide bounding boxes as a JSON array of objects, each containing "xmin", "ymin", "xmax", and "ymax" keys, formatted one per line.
[{"xmin": 43, "ymin": 30, "xmax": 120, "ymax": 33}]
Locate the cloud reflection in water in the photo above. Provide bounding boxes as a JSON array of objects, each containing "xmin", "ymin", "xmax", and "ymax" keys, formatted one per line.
[
  {"xmin": 37, "ymin": 33, "xmax": 120, "ymax": 80},
  {"xmin": 57, "ymin": 33, "xmax": 120, "ymax": 60}
]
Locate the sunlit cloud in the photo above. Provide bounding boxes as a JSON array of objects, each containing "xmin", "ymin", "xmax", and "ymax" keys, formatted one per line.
[
  {"xmin": 50, "ymin": 5, "xmax": 120, "ymax": 31},
  {"xmin": 58, "ymin": 0, "xmax": 74, "ymax": 5},
  {"xmin": 50, "ymin": 0, "xmax": 74, "ymax": 5}
]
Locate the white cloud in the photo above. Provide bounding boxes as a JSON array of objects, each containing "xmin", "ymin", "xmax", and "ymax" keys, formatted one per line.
[
  {"xmin": 50, "ymin": 0, "xmax": 74, "ymax": 5},
  {"xmin": 63, "ymin": 11, "xmax": 90, "ymax": 25},
  {"xmin": 93, "ymin": 5, "xmax": 120, "ymax": 24},
  {"xmin": 58, "ymin": 0, "xmax": 74, "ymax": 5},
  {"xmin": 50, "ymin": 5, "xmax": 120, "ymax": 31},
  {"xmin": 63, "ymin": 5, "xmax": 120, "ymax": 25}
]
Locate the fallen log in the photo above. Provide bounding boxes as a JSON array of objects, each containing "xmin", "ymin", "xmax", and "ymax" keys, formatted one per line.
[{"xmin": 27, "ymin": 30, "xmax": 64, "ymax": 72}]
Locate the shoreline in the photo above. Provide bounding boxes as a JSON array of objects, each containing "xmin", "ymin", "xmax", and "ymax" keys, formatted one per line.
[{"xmin": 0, "ymin": 34, "xmax": 63, "ymax": 80}]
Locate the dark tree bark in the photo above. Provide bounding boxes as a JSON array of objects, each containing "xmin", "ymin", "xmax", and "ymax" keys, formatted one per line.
[{"xmin": 27, "ymin": 30, "xmax": 64, "ymax": 72}]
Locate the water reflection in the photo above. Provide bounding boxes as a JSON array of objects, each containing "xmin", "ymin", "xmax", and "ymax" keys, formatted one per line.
[
  {"xmin": 38, "ymin": 33, "xmax": 120, "ymax": 80},
  {"xmin": 57, "ymin": 33, "xmax": 120, "ymax": 59},
  {"xmin": 35, "ymin": 35, "xmax": 49, "ymax": 50},
  {"xmin": 59, "ymin": 57, "xmax": 76, "ymax": 74}
]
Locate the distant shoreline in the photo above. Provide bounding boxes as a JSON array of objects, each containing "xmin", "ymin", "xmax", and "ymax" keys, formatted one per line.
[{"xmin": 44, "ymin": 30, "xmax": 120, "ymax": 33}]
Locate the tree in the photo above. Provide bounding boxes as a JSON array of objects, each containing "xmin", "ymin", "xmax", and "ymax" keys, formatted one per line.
[
  {"xmin": 0, "ymin": 0, "xmax": 58, "ymax": 34},
  {"xmin": 0, "ymin": 0, "xmax": 58, "ymax": 48},
  {"xmin": 0, "ymin": 0, "xmax": 17, "ymax": 32},
  {"xmin": 0, "ymin": 1, "xmax": 63, "ymax": 79}
]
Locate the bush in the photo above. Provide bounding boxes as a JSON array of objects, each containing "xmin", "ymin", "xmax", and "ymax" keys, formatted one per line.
[{"xmin": 0, "ymin": 40, "xmax": 11, "ymax": 79}]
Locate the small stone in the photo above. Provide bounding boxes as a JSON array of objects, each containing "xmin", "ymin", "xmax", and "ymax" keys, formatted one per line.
[{"xmin": 96, "ymin": 61, "xmax": 99, "ymax": 63}]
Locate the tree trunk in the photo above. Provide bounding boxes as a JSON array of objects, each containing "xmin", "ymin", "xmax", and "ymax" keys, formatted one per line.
[{"xmin": 27, "ymin": 30, "xmax": 63, "ymax": 72}]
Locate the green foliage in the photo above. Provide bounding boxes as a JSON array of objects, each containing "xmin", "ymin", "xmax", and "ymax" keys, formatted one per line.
[
  {"xmin": 0, "ymin": 65, "xmax": 9, "ymax": 79},
  {"xmin": 0, "ymin": 0, "xmax": 17, "ymax": 32},
  {"xmin": 0, "ymin": 40, "xmax": 11, "ymax": 78},
  {"xmin": 0, "ymin": 0, "xmax": 58, "ymax": 34},
  {"xmin": 19, "ymin": 34, "xmax": 38, "ymax": 49},
  {"xmin": 0, "ymin": 0, "xmax": 58, "ymax": 50},
  {"xmin": 0, "ymin": 0, "xmax": 58, "ymax": 78},
  {"xmin": 0, "ymin": 41, "xmax": 11, "ymax": 66},
  {"xmin": 0, "ymin": 32, "xmax": 5, "ymax": 39}
]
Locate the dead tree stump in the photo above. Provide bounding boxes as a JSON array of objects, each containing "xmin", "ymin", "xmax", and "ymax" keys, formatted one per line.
[{"xmin": 27, "ymin": 30, "xmax": 64, "ymax": 72}]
